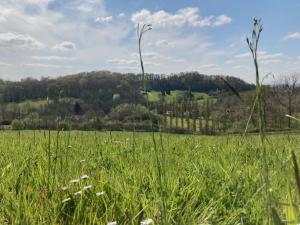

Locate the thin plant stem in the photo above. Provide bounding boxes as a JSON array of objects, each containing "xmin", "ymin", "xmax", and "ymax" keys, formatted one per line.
[{"xmin": 247, "ymin": 18, "xmax": 271, "ymax": 224}]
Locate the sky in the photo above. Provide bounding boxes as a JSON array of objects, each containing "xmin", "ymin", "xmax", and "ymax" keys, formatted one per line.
[{"xmin": 0, "ymin": 0, "xmax": 300, "ymax": 83}]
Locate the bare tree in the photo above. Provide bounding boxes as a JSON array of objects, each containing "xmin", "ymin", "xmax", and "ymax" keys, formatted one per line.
[{"xmin": 272, "ymin": 73, "xmax": 300, "ymax": 128}]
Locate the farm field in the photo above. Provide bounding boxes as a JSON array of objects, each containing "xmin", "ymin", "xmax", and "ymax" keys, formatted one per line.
[
  {"xmin": 147, "ymin": 91, "xmax": 210, "ymax": 103},
  {"xmin": 0, "ymin": 131, "xmax": 298, "ymax": 224}
]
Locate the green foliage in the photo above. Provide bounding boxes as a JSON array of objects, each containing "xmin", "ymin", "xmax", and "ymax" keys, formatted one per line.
[
  {"xmin": 109, "ymin": 104, "xmax": 150, "ymax": 121},
  {"xmin": 11, "ymin": 119, "xmax": 24, "ymax": 130}
]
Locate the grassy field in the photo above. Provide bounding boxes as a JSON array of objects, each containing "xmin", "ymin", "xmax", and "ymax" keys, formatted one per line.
[
  {"xmin": 0, "ymin": 130, "xmax": 298, "ymax": 224},
  {"xmin": 147, "ymin": 91, "xmax": 209, "ymax": 103}
]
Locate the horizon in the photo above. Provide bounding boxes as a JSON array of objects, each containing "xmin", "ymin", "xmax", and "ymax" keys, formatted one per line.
[{"xmin": 0, "ymin": 0, "xmax": 299, "ymax": 83}]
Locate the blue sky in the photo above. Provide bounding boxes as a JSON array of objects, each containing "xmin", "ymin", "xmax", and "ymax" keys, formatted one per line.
[{"xmin": 0, "ymin": 0, "xmax": 299, "ymax": 83}]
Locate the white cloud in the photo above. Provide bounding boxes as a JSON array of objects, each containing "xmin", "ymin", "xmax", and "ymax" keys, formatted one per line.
[
  {"xmin": 32, "ymin": 55, "xmax": 74, "ymax": 61},
  {"xmin": 130, "ymin": 51, "xmax": 166, "ymax": 59},
  {"xmin": 213, "ymin": 15, "xmax": 232, "ymax": 26},
  {"xmin": 235, "ymin": 52, "xmax": 251, "ymax": 58},
  {"xmin": 95, "ymin": 16, "xmax": 113, "ymax": 23},
  {"xmin": 225, "ymin": 60, "xmax": 234, "ymax": 64},
  {"xmin": 131, "ymin": 8, "xmax": 231, "ymax": 28},
  {"xmin": 259, "ymin": 53, "xmax": 283, "ymax": 61},
  {"xmin": 145, "ymin": 61, "xmax": 160, "ymax": 66},
  {"xmin": 0, "ymin": 8, "xmax": 11, "ymax": 22},
  {"xmin": 198, "ymin": 64, "xmax": 218, "ymax": 69},
  {"xmin": 49, "ymin": 0, "xmax": 105, "ymax": 16},
  {"xmin": 0, "ymin": 32, "xmax": 44, "ymax": 49},
  {"xmin": 155, "ymin": 39, "xmax": 174, "ymax": 47},
  {"xmin": 234, "ymin": 51, "xmax": 283, "ymax": 62},
  {"xmin": 0, "ymin": 61, "xmax": 11, "ymax": 66},
  {"xmin": 172, "ymin": 58, "xmax": 185, "ymax": 63},
  {"xmin": 107, "ymin": 59, "xmax": 138, "ymax": 66},
  {"xmin": 53, "ymin": 41, "xmax": 76, "ymax": 51},
  {"xmin": 22, "ymin": 63, "xmax": 68, "ymax": 68},
  {"xmin": 233, "ymin": 65, "xmax": 249, "ymax": 70},
  {"xmin": 118, "ymin": 13, "xmax": 125, "ymax": 18},
  {"xmin": 260, "ymin": 59, "xmax": 281, "ymax": 65},
  {"xmin": 285, "ymin": 32, "xmax": 300, "ymax": 40}
]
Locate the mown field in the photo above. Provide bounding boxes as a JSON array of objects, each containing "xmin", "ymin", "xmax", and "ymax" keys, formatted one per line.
[
  {"xmin": 0, "ymin": 131, "xmax": 299, "ymax": 224},
  {"xmin": 147, "ymin": 90, "xmax": 209, "ymax": 103}
]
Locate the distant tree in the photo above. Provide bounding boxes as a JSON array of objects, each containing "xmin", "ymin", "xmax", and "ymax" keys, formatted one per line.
[
  {"xmin": 203, "ymin": 98, "xmax": 212, "ymax": 134},
  {"xmin": 272, "ymin": 74, "xmax": 300, "ymax": 128},
  {"xmin": 73, "ymin": 102, "xmax": 82, "ymax": 115}
]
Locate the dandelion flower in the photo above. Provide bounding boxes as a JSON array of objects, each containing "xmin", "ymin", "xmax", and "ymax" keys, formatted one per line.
[
  {"xmin": 141, "ymin": 218, "xmax": 153, "ymax": 225},
  {"xmin": 74, "ymin": 191, "xmax": 82, "ymax": 196},
  {"xmin": 96, "ymin": 191, "xmax": 105, "ymax": 196},
  {"xmin": 70, "ymin": 179, "xmax": 80, "ymax": 184},
  {"xmin": 62, "ymin": 198, "xmax": 71, "ymax": 203},
  {"xmin": 83, "ymin": 185, "xmax": 92, "ymax": 191},
  {"xmin": 81, "ymin": 175, "xmax": 90, "ymax": 180},
  {"xmin": 107, "ymin": 222, "xmax": 117, "ymax": 225}
]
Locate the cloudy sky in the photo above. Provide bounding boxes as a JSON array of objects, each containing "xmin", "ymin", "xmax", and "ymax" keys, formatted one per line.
[{"xmin": 0, "ymin": 0, "xmax": 299, "ymax": 83}]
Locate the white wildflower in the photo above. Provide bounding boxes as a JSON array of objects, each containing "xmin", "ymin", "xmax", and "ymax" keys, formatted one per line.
[
  {"xmin": 62, "ymin": 197, "xmax": 71, "ymax": 203},
  {"xmin": 61, "ymin": 186, "xmax": 68, "ymax": 191},
  {"xmin": 107, "ymin": 222, "xmax": 117, "ymax": 225},
  {"xmin": 83, "ymin": 185, "xmax": 92, "ymax": 191},
  {"xmin": 141, "ymin": 218, "xmax": 153, "ymax": 225},
  {"xmin": 81, "ymin": 175, "xmax": 90, "ymax": 180},
  {"xmin": 70, "ymin": 179, "xmax": 80, "ymax": 184},
  {"xmin": 80, "ymin": 159, "xmax": 86, "ymax": 163},
  {"xmin": 74, "ymin": 191, "xmax": 82, "ymax": 196},
  {"xmin": 96, "ymin": 191, "xmax": 105, "ymax": 196}
]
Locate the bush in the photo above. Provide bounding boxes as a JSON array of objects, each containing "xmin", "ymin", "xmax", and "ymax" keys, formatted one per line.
[
  {"xmin": 11, "ymin": 119, "xmax": 25, "ymax": 130},
  {"xmin": 109, "ymin": 104, "xmax": 147, "ymax": 121}
]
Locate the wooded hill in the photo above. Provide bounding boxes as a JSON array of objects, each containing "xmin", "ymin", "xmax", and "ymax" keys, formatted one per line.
[
  {"xmin": 0, "ymin": 70, "xmax": 258, "ymax": 132},
  {"xmin": 0, "ymin": 71, "xmax": 254, "ymax": 109}
]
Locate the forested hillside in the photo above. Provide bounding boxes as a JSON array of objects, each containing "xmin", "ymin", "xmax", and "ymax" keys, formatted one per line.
[
  {"xmin": 0, "ymin": 71, "xmax": 254, "ymax": 104},
  {"xmin": 1, "ymin": 70, "xmax": 299, "ymax": 134},
  {"xmin": 0, "ymin": 70, "xmax": 257, "ymax": 131}
]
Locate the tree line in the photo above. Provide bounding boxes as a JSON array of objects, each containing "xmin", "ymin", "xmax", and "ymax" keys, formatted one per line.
[{"xmin": 1, "ymin": 70, "xmax": 298, "ymax": 133}]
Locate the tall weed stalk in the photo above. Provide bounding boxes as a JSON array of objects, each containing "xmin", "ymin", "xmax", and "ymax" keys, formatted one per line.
[
  {"xmin": 137, "ymin": 23, "xmax": 168, "ymax": 224},
  {"xmin": 247, "ymin": 18, "xmax": 271, "ymax": 223}
]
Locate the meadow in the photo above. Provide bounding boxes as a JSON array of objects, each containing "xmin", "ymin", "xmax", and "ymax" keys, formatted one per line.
[{"xmin": 0, "ymin": 130, "xmax": 298, "ymax": 224}]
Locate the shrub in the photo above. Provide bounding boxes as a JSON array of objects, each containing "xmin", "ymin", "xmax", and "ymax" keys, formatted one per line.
[{"xmin": 11, "ymin": 119, "xmax": 25, "ymax": 130}]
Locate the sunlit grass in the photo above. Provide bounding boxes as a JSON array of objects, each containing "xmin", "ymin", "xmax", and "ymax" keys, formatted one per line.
[{"xmin": 0, "ymin": 130, "xmax": 298, "ymax": 224}]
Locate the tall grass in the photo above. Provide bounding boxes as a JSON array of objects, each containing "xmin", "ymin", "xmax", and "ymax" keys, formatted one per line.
[
  {"xmin": 137, "ymin": 23, "xmax": 168, "ymax": 224},
  {"xmin": 0, "ymin": 131, "xmax": 299, "ymax": 224},
  {"xmin": 246, "ymin": 18, "xmax": 272, "ymax": 223}
]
